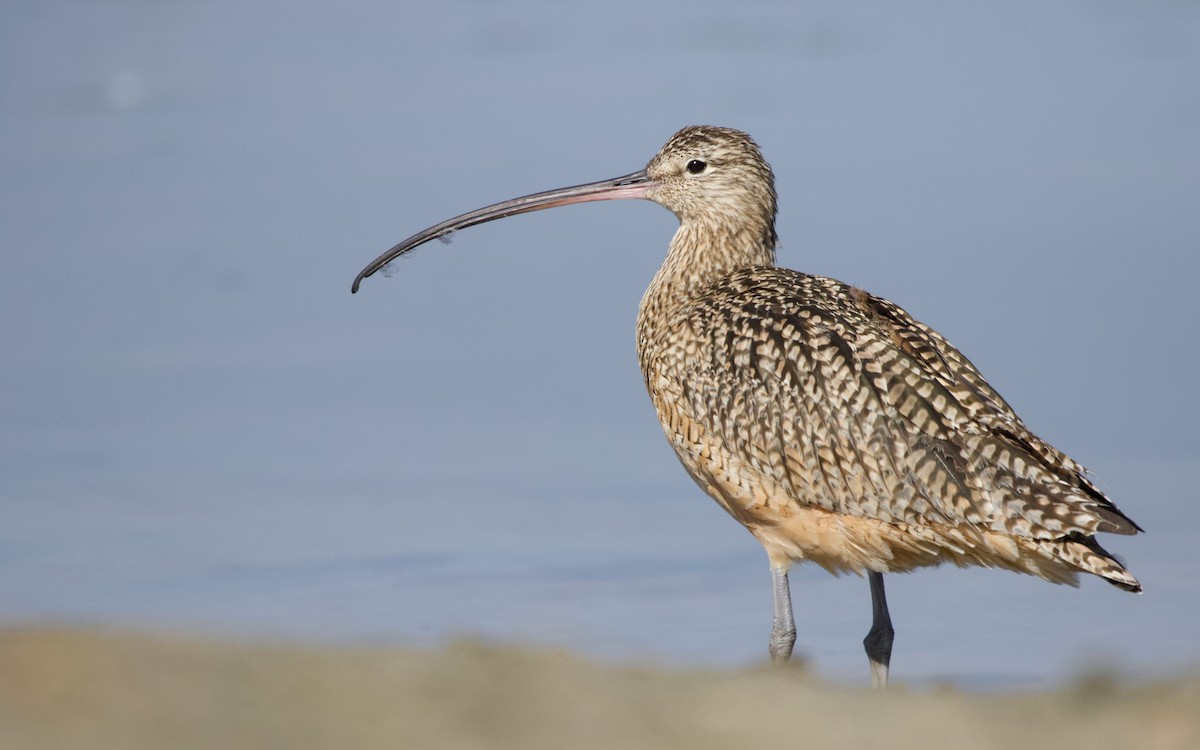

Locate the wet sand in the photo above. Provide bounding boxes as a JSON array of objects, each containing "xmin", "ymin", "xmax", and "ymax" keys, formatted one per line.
[{"xmin": 0, "ymin": 626, "xmax": 1196, "ymax": 750}]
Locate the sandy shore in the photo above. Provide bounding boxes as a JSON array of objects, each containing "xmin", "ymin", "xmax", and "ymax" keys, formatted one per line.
[{"xmin": 0, "ymin": 626, "xmax": 1196, "ymax": 749}]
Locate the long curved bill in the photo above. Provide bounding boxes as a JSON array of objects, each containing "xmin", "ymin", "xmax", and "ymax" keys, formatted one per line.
[{"xmin": 352, "ymin": 169, "xmax": 657, "ymax": 293}]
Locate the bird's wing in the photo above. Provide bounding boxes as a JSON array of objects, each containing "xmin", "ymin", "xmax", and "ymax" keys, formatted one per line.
[{"xmin": 671, "ymin": 268, "xmax": 1138, "ymax": 539}]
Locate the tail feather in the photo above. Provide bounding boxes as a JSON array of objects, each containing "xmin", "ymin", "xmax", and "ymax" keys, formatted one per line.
[{"xmin": 1037, "ymin": 532, "xmax": 1142, "ymax": 593}]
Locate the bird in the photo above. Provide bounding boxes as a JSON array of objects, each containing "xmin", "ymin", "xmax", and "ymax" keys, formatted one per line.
[{"xmin": 352, "ymin": 126, "xmax": 1141, "ymax": 687}]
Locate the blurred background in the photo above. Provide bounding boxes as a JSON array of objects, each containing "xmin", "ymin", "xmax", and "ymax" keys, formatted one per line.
[{"xmin": 1, "ymin": 0, "xmax": 1197, "ymax": 688}]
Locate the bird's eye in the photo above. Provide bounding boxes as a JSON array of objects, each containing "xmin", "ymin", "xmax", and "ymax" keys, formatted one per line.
[{"xmin": 686, "ymin": 159, "xmax": 707, "ymax": 175}]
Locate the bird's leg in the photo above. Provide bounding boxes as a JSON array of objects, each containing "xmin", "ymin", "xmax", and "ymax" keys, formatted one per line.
[
  {"xmin": 768, "ymin": 563, "xmax": 796, "ymax": 662},
  {"xmin": 863, "ymin": 571, "xmax": 895, "ymax": 688}
]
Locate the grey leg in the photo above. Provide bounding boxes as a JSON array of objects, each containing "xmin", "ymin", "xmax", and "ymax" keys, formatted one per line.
[
  {"xmin": 863, "ymin": 571, "xmax": 894, "ymax": 687},
  {"xmin": 768, "ymin": 564, "xmax": 796, "ymax": 662}
]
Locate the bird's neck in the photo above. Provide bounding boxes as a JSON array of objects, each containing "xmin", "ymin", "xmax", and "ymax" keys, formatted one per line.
[{"xmin": 637, "ymin": 220, "xmax": 777, "ymax": 348}]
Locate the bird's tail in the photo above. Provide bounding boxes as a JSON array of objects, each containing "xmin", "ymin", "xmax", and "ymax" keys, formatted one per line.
[{"xmin": 1049, "ymin": 533, "xmax": 1142, "ymax": 593}]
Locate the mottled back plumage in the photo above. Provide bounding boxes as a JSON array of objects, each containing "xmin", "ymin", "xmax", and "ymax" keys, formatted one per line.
[{"xmin": 641, "ymin": 266, "xmax": 1139, "ymax": 589}]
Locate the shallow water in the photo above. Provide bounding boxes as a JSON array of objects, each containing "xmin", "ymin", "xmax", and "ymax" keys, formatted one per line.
[{"xmin": 1, "ymin": 0, "xmax": 1198, "ymax": 688}]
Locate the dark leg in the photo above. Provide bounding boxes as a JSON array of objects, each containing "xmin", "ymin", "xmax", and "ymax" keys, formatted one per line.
[{"xmin": 863, "ymin": 571, "xmax": 894, "ymax": 687}]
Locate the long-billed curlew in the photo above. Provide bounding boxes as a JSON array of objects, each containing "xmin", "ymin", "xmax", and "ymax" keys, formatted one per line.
[{"xmin": 352, "ymin": 126, "xmax": 1141, "ymax": 686}]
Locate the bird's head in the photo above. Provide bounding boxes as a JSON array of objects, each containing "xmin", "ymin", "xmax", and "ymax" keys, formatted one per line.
[
  {"xmin": 351, "ymin": 125, "xmax": 778, "ymax": 292},
  {"xmin": 644, "ymin": 126, "xmax": 778, "ymax": 241}
]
